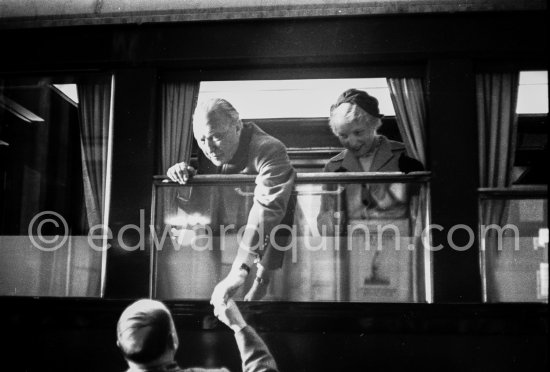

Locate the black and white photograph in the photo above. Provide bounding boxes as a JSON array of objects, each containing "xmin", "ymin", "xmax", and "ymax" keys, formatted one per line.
[{"xmin": 0, "ymin": 1, "xmax": 547, "ymax": 371}]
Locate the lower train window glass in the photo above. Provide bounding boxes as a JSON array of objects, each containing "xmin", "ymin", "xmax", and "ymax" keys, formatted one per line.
[
  {"xmin": 152, "ymin": 175, "xmax": 431, "ymax": 302},
  {"xmin": 0, "ymin": 75, "xmax": 113, "ymax": 297},
  {"xmin": 480, "ymin": 194, "xmax": 548, "ymax": 302}
]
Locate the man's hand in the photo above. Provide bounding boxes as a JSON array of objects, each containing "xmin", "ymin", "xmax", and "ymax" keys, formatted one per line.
[
  {"xmin": 166, "ymin": 162, "xmax": 196, "ymax": 184},
  {"xmin": 244, "ymin": 276, "xmax": 270, "ymax": 301},
  {"xmin": 210, "ymin": 269, "xmax": 248, "ymax": 306},
  {"xmin": 213, "ymin": 299, "xmax": 248, "ymax": 333}
]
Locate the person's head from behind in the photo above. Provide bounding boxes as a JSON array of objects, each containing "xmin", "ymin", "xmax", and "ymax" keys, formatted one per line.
[
  {"xmin": 329, "ymin": 89, "xmax": 383, "ymax": 157},
  {"xmin": 193, "ymin": 98, "xmax": 243, "ymax": 166},
  {"xmin": 117, "ymin": 299, "xmax": 179, "ymax": 368}
]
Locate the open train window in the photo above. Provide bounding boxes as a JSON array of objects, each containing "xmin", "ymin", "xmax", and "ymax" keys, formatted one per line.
[
  {"xmin": 513, "ymin": 71, "xmax": 548, "ymax": 185},
  {"xmin": 199, "ymin": 78, "xmax": 397, "ymax": 118},
  {"xmin": 155, "ymin": 76, "xmax": 431, "ymax": 303},
  {"xmin": 189, "ymin": 78, "xmax": 405, "ymax": 172}
]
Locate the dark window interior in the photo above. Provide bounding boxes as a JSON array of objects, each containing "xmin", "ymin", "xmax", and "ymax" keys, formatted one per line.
[
  {"xmin": 0, "ymin": 81, "xmax": 86, "ymax": 235},
  {"xmin": 513, "ymin": 114, "xmax": 547, "ymax": 185}
]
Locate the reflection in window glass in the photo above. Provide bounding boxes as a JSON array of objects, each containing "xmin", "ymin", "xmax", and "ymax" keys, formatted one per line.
[
  {"xmin": 199, "ymin": 78, "xmax": 396, "ymax": 119},
  {"xmin": 52, "ymin": 84, "xmax": 79, "ymax": 105},
  {"xmin": 480, "ymin": 196, "xmax": 548, "ymax": 303},
  {"xmin": 517, "ymin": 71, "xmax": 548, "ymax": 114},
  {"xmin": 152, "ymin": 176, "xmax": 430, "ymax": 302},
  {"xmin": 0, "ymin": 75, "xmax": 113, "ymax": 297}
]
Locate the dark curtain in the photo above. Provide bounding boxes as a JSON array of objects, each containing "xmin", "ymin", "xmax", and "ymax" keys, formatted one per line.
[
  {"xmin": 77, "ymin": 77, "xmax": 113, "ymax": 230},
  {"xmin": 387, "ymin": 77, "xmax": 429, "ymax": 302},
  {"xmin": 157, "ymin": 81, "xmax": 212, "ymax": 299},
  {"xmin": 159, "ymin": 82, "xmax": 200, "ymax": 216},
  {"xmin": 387, "ymin": 78, "xmax": 427, "ymax": 166},
  {"xmin": 476, "ymin": 72, "xmax": 520, "ymax": 302}
]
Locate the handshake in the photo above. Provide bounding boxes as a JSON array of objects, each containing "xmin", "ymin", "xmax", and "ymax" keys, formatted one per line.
[
  {"xmin": 212, "ymin": 298, "xmax": 248, "ymax": 334},
  {"xmin": 167, "ymin": 161, "xmax": 274, "ymax": 303},
  {"xmin": 210, "ymin": 263, "xmax": 272, "ymax": 305}
]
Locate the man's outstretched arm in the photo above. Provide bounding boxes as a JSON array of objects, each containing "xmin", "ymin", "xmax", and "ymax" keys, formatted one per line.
[{"xmin": 214, "ymin": 300, "xmax": 279, "ymax": 372}]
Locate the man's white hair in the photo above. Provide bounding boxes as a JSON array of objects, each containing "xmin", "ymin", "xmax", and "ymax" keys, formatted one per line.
[{"xmin": 193, "ymin": 98, "xmax": 242, "ymax": 129}]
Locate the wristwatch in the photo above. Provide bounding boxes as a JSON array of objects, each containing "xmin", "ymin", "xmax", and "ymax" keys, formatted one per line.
[{"xmin": 238, "ymin": 263, "xmax": 251, "ymax": 275}]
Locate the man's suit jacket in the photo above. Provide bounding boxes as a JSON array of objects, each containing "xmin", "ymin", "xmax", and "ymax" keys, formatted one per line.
[
  {"xmin": 195, "ymin": 122, "xmax": 296, "ymax": 270},
  {"xmin": 126, "ymin": 326, "xmax": 278, "ymax": 372}
]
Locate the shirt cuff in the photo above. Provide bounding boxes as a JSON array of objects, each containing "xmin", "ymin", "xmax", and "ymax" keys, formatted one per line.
[
  {"xmin": 233, "ymin": 248, "xmax": 258, "ymax": 270},
  {"xmin": 231, "ymin": 323, "xmax": 248, "ymax": 334}
]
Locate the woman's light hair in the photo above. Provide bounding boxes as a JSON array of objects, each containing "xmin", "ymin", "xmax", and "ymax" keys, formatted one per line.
[
  {"xmin": 193, "ymin": 98, "xmax": 242, "ymax": 129},
  {"xmin": 329, "ymin": 102, "xmax": 382, "ymax": 133}
]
